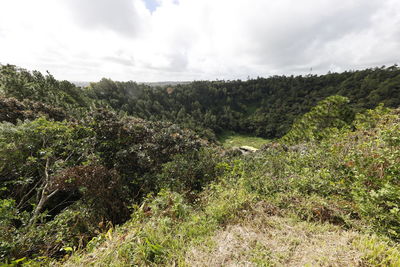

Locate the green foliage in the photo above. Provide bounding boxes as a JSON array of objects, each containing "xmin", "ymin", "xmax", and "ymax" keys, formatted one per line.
[
  {"xmin": 9, "ymin": 203, "xmax": 100, "ymax": 260},
  {"xmin": 0, "ymin": 109, "xmax": 209, "ymax": 261},
  {"xmin": 62, "ymin": 103, "xmax": 400, "ymax": 266},
  {"xmin": 1, "ymin": 64, "xmax": 400, "ymax": 264},
  {"xmin": 156, "ymin": 148, "xmax": 221, "ymax": 194},
  {"xmin": 87, "ymin": 78, "xmax": 141, "ymax": 113},
  {"xmin": 52, "ymin": 165, "xmax": 130, "ymax": 223},
  {"xmin": 0, "ymin": 118, "xmax": 101, "ymax": 261},
  {"xmin": 2, "ymin": 64, "xmax": 400, "ymax": 141},
  {"xmin": 0, "ymin": 64, "xmax": 91, "ymax": 110},
  {"xmin": 282, "ymin": 95, "xmax": 354, "ymax": 144},
  {"xmin": 64, "ymin": 174, "xmax": 257, "ymax": 266},
  {"xmin": 88, "ymin": 65, "xmax": 400, "ymax": 139},
  {"xmin": 65, "ymin": 190, "xmax": 206, "ymax": 266},
  {"xmin": 0, "ymin": 118, "xmax": 93, "ymax": 204},
  {"xmin": 85, "ymin": 108, "xmax": 207, "ymax": 198},
  {"xmin": 0, "ymin": 199, "xmax": 27, "ymax": 260},
  {"xmin": 0, "ymin": 96, "xmax": 68, "ymax": 124},
  {"xmin": 354, "ymin": 236, "xmax": 400, "ymax": 266},
  {"xmin": 244, "ymin": 105, "xmax": 400, "ymax": 239},
  {"xmin": 341, "ymin": 110, "xmax": 400, "ymax": 239}
]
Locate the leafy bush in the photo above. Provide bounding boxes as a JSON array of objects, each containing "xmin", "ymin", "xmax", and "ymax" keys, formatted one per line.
[
  {"xmin": 0, "ymin": 64, "xmax": 91, "ymax": 110},
  {"xmin": 282, "ymin": 95, "xmax": 354, "ymax": 144},
  {"xmin": 0, "ymin": 118, "xmax": 93, "ymax": 217},
  {"xmin": 85, "ymin": 108, "xmax": 207, "ymax": 197},
  {"xmin": 0, "ymin": 199, "xmax": 28, "ymax": 260},
  {"xmin": 156, "ymin": 148, "xmax": 221, "ymax": 195},
  {"xmin": 52, "ymin": 165, "xmax": 130, "ymax": 223},
  {"xmin": 354, "ymin": 235, "xmax": 400, "ymax": 266},
  {"xmin": 8, "ymin": 202, "xmax": 102, "ymax": 260},
  {"xmin": 215, "ymin": 104, "xmax": 400, "ymax": 240},
  {"xmin": 0, "ymin": 96, "xmax": 68, "ymax": 124},
  {"xmin": 342, "ymin": 109, "xmax": 400, "ymax": 239}
]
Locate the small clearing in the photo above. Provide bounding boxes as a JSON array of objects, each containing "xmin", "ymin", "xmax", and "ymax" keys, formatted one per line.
[{"xmin": 218, "ymin": 131, "xmax": 270, "ymax": 149}]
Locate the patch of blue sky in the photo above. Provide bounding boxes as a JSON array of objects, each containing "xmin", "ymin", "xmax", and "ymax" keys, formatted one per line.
[{"xmin": 143, "ymin": 0, "xmax": 160, "ymax": 12}]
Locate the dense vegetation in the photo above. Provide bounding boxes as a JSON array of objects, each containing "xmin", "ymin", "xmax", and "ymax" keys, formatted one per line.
[
  {"xmin": 0, "ymin": 63, "xmax": 400, "ymax": 265},
  {"xmin": 89, "ymin": 65, "xmax": 400, "ymax": 139},
  {"xmin": 2, "ymin": 64, "xmax": 400, "ymax": 139},
  {"xmin": 65, "ymin": 104, "xmax": 400, "ymax": 266}
]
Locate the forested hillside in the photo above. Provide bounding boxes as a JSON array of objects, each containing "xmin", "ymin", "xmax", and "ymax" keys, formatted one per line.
[
  {"xmin": 1, "ymin": 64, "xmax": 400, "ymax": 266},
  {"xmin": 89, "ymin": 65, "xmax": 400, "ymax": 139}
]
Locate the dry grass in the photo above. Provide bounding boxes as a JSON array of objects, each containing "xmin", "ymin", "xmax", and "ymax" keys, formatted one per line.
[
  {"xmin": 60, "ymin": 201, "xmax": 400, "ymax": 267},
  {"xmin": 186, "ymin": 213, "xmax": 365, "ymax": 267}
]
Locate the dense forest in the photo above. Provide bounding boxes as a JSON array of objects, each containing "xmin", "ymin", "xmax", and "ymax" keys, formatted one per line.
[
  {"xmin": 1, "ymin": 64, "xmax": 400, "ymax": 265},
  {"xmin": 88, "ymin": 65, "xmax": 400, "ymax": 139}
]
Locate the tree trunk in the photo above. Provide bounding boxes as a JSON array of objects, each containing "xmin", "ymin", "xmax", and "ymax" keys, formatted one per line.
[{"xmin": 29, "ymin": 158, "xmax": 58, "ymax": 225}]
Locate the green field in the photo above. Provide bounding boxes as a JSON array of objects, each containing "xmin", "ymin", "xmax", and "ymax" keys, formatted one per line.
[{"xmin": 218, "ymin": 131, "xmax": 270, "ymax": 149}]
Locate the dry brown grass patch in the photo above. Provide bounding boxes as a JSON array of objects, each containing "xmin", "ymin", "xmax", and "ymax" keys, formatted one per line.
[{"xmin": 186, "ymin": 212, "xmax": 365, "ymax": 267}]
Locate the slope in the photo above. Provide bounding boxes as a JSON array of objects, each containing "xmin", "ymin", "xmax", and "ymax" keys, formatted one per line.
[{"xmin": 59, "ymin": 104, "xmax": 400, "ymax": 267}]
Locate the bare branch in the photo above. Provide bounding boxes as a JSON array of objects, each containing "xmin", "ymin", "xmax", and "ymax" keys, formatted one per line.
[{"xmin": 29, "ymin": 158, "xmax": 59, "ymax": 225}]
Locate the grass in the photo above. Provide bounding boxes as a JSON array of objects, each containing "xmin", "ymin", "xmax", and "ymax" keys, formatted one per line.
[
  {"xmin": 60, "ymin": 195, "xmax": 400, "ymax": 267},
  {"xmin": 218, "ymin": 131, "xmax": 270, "ymax": 149},
  {"xmin": 187, "ymin": 214, "xmax": 364, "ymax": 266}
]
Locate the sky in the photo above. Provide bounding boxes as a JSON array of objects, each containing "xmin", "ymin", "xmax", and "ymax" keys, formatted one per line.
[{"xmin": 0, "ymin": 0, "xmax": 399, "ymax": 82}]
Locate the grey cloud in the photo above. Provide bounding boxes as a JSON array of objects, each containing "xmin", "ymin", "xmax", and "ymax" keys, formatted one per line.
[
  {"xmin": 103, "ymin": 56, "xmax": 135, "ymax": 66},
  {"xmin": 65, "ymin": 0, "xmax": 138, "ymax": 37},
  {"xmin": 166, "ymin": 51, "xmax": 188, "ymax": 71},
  {"xmin": 3, "ymin": 0, "xmax": 399, "ymax": 82},
  {"xmin": 245, "ymin": 1, "xmax": 382, "ymax": 69},
  {"xmin": 143, "ymin": 51, "xmax": 188, "ymax": 72}
]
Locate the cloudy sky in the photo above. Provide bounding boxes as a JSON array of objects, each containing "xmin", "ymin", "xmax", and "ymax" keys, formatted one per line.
[{"xmin": 0, "ymin": 0, "xmax": 399, "ymax": 82}]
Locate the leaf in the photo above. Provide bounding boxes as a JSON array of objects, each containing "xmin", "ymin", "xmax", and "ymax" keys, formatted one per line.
[
  {"xmin": 12, "ymin": 257, "xmax": 26, "ymax": 263},
  {"xmin": 106, "ymin": 228, "xmax": 113, "ymax": 240},
  {"xmin": 61, "ymin": 246, "xmax": 74, "ymax": 252}
]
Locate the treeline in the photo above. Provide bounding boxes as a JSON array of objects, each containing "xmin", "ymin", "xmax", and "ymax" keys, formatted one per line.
[{"xmin": 89, "ymin": 65, "xmax": 400, "ymax": 138}]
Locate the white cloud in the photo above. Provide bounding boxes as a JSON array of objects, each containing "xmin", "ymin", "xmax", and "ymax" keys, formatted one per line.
[
  {"xmin": 64, "ymin": 0, "xmax": 139, "ymax": 36},
  {"xmin": 0, "ymin": 0, "xmax": 399, "ymax": 82}
]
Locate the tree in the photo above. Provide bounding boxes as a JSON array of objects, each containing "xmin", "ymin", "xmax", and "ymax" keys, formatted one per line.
[
  {"xmin": 282, "ymin": 95, "xmax": 354, "ymax": 144},
  {"xmin": 0, "ymin": 118, "xmax": 93, "ymax": 224}
]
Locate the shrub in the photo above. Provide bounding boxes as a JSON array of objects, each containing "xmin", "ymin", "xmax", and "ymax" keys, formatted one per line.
[
  {"xmin": 85, "ymin": 108, "xmax": 207, "ymax": 198},
  {"xmin": 8, "ymin": 202, "xmax": 102, "ymax": 260},
  {"xmin": 156, "ymin": 148, "xmax": 221, "ymax": 195},
  {"xmin": 52, "ymin": 165, "xmax": 130, "ymax": 224},
  {"xmin": 282, "ymin": 95, "xmax": 354, "ymax": 144}
]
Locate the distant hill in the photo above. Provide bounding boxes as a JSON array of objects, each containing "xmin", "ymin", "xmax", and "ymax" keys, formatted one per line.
[
  {"xmin": 71, "ymin": 81, "xmax": 90, "ymax": 87},
  {"xmin": 141, "ymin": 81, "xmax": 192, "ymax": 87},
  {"xmin": 71, "ymin": 81, "xmax": 192, "ymax": 88}
]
